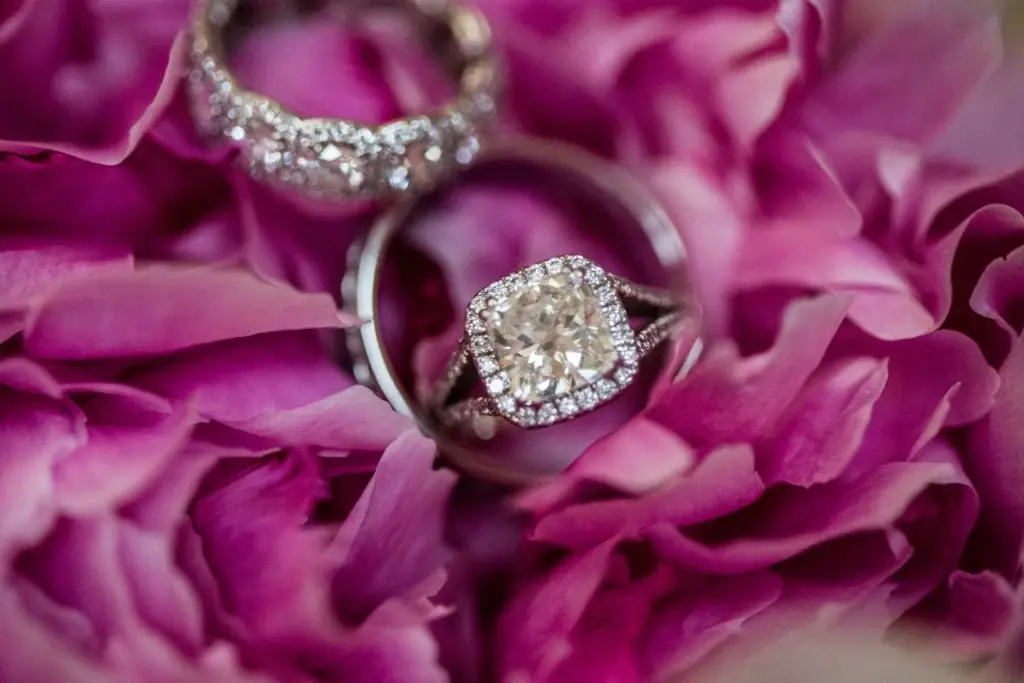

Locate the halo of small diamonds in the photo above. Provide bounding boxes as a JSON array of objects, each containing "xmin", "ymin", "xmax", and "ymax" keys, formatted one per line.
[
  {"xmin": 188, "ymin": 0, "xmax": 499, "ymax": 202},
  {"xmin": 466, "ymin": 255, "xmax": 641, "ymax": 428}
]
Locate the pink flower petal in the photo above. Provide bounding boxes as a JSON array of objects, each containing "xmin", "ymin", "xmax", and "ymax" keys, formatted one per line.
[
  {"xmin": 331, "ymin": 432, "xmax": 456, "ymax": 622},
  {"xmin": 647, "ymin": 460, "xmax": 975, "ymax": 574},
  {"xmin": 129, "ymin": 333, "xmax": 353, "ymax": 423},
  {"xmin": 498, "ymin": 540, "xmax": 617, "ymax": 683},
  {"xmin": 802, "ymin": 0, "xmax": 1001, "ymax": 146},
  {"xmin": 24, "ymin": 264, "xmax": 356, "ymax": 359},
  {"xmin": 52, "ymin": 402, "xmax": 195, "ymax": 515},
  {"xmin": 531, "ymin": 445, "xmax": 764, "ymax": 549},
  {"xmin": 759, "ymin": 357, "xmax": 889, "ymax": 487},
  {"xmin": 0, "ymin": 239, "xmax": 132, "ymax": 310},
  {"xmin": 642, "ymin": 572, "xmax": 782, "ymax": 678},
  {"xmin": 0, "ymin": 0, "xmax": 189, "ymax": 162},
  {"xmin": 649, "ymin": 294, "xmax": 849, "ymax": 445}
]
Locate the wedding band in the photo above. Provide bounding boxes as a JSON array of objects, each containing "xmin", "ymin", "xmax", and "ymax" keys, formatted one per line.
[
  {"xmin": 432, "ymin": 255, "xmax": 682, "ymax": 429},
  {"xmin": 344, "ymin": 137, "xmax": 700, "ymax": 483},
  {"xmin": 187, "ymin": 0, "xmax": 500, "ymax": 202}
]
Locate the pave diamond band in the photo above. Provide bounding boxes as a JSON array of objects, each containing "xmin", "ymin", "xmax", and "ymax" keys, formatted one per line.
[
  {"xmin": 431, "ymin": 255, "xmax": 681, "ymax": 430},
  {"xmin": 188, "ymin": 0, "xmax": 499, "ymax": 202}
]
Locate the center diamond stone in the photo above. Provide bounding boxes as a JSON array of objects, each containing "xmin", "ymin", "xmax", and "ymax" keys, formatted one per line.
[{"xmin": 488, "ymin": 271, "xmax": 619, "ymax": 402}]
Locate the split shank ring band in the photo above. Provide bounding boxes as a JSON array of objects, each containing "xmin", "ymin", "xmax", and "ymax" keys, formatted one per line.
[
  {"xmin": 347, "ymin": 138, "xmax": 695, "ymax": 443},
  {"xmin": 188, "ymin": 0, "xmax": 500, "ymax": 202}
]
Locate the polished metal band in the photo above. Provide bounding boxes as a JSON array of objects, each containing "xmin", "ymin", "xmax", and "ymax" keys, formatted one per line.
[{"xmin": 188, "ymin": 0, "xmax": 500, "ymax": 201}]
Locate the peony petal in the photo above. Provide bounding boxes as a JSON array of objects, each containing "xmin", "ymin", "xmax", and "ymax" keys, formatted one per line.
[
  {"xmin": 129, "ymin": 333, "xmax": 353, "ymax": 423},
  {"xmin": 642, "ymin": 572, "xmax": 782, "ymax": 678},
  {"xmin": 842, "ymin": 330, "xmax": 1000, "ymax": 478},
  {"xmin": 966, "ymin": 337, "xmax": 1024, "ymax": 578},
  {"xmin": 52, "ymin": 402, "xmax": 195, "ymax": 515},
  {"xmin": 0, "ymin": 0, "xmax": 188, "ymax": 163},
  {"xmin": 647, "ymin": 460, "xmax": 975, "ymax": 574},
  {"xmin": 498, "ymin": 540, "xmax": 617, "ymax": 683},
  {"xmin": 517, "ymin": 417, "xmax": 696, "ymax": 516},
  {"xmin": 531, "ymin": 445, "xmax": 764, "ymax": 550},
  {"xmin": 802, "ymin": 0, "xmax": 1001, "ymax": 146},
  {"xmin": 0, "ymin": 392, "xmax": 82, "ymax": 554},
  {"xmin": 189, "ymin": 451, "xmax": 340, "ymax": 641},
  {"xmin": 331, "ymin": 432, "xmax": 456, "ymax": 623},
  {"xmin": 917, "ymin": 571, "xmax": 1018, "ymax": 660},
  {"xmin": 759, "ymin": 357, "xmax": 888, "ymax": 486},
  {"xmin": 222, "ymin": 385, "xmax": 411, "ymax": 452},
  {"xmin": 24, "ymin": 264, "xmax": 355, "ymax": 359},
  {"xmin": 649, "ymin": 294, "xmax": 849, "ymax": 445},
  {"xmin": 0, "ymin": 239, "xmax": 132, "ymax": 309}
]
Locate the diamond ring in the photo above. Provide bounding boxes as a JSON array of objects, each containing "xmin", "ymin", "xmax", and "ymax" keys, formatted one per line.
[
  {"xmin": 188, "ymin": 0, "xmax": 500, "ymax": 202},
  {"xmin": 344, "ymin": 137, "xmax": 699, "ymax": 483},
  {"xmin": 431, "ymin": 255, "xmax": 681, "ymax": 429}
]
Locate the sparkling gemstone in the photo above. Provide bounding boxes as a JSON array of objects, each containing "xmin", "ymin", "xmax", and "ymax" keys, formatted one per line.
[{"xmin": 488, "ymin": 271, "xmax": 619, "ymax": 403}]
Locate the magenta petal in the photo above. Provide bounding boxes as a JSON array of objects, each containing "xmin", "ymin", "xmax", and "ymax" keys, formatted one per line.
[
  {"xmin": 967, "ymin": 339, "xmax": 1024, "ymax": 577},
  {"xmin": 641, "ymin": 572, "xmax": 782, "ymax": 678},
  {"xmin": 223, "ymin": 385, "xmax": 411, "ymax": 452},
  {"xmin": 52, "ymin": 402, "xmax": 195, "ymax": 515},
  {"xmin": 24, "ymin": 264, "xmax": 355, "ymax": 359},
  {"xmin": 319, "ymin": 605, "xmax": 448, "ymax": 683},
  {"xmin": 0, "ymin": 394, "xmax": 83, "ymax": 553},
  {"xmin": 189, "ymin": 452, "xmax": 340, "ymax": 640},
  {"xmin": 649, "ymin": 294, "xmax": 849, "ymax": 445},
  {"xmin": 498, "ymin": 540, "xmax": 617, "ymax": 683},
  {"xmin": 760, "ymin": 357, "xmax": 888, "ymax": 487},
  {"xmin": 930, "ymin": 571, "xmax": 1017, "ymax": 659},
  {"xmin": 532, "ymin": 445, "xmax": 764, "ymax": 549},
  {"xmin": 647, "ymin": 460, "xmax": 975, "ymax": 574},
  {"xmin": 845, "ymin": 330, "xmax": 1000, "ymax": 478},
  {"xmin": 0, "ymin": 0, "xmax": 189, "ymax": 162},
  {"xmin": 129, "ymin": 333, "xmax": 353, "ymax": 423},
  {"xmin": 971, "ymin": 242, "xmax": 1024, "ymax": 341},
  {"xmin": 802, "ymin": 0, "xmax": 1001, "ymax": 146},
  {"xmin": 331, "ymin": 432, "xmax": 456, "ymax": 622},
  {"xmin": 0, "ymin": 239, "xmax": 132, "ymax": 310},
  {"xmin": 517, "ymin": 417, "xmax": 697, "ymax": 515}
]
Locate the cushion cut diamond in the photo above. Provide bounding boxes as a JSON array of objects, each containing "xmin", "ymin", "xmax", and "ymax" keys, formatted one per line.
[{"xmin": 487, "ymin": 271, "xmax": 619, "ymax": 403}]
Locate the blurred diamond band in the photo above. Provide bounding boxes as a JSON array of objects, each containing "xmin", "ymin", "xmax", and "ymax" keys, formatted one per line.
[{"xmin": 187, "ymin": 0, "xmax": 500, "ymax": 202}]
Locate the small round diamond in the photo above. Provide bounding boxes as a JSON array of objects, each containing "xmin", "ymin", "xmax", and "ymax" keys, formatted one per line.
[
  {"xmin": 546, "ymin": 259, "xmax": 564, "ymax": 275},
  {"xmin": 516, "ymin": 407, "xmax": 537, "ymax": 427},
  {"xmin": 576, "ymin": 388, "xmax": 598, "ymax": 410},
  {"xmin": 614, "ymin": 366, "xmax": 635, "ymax": 385},
  {"xmin": 472, "ymin": 337, "xmax": 492, "ymax": 355},
  {"xmin": 596, "ymin": 378, "xmax": 617, "ymax": 399},
  {"xmin": 467, "ymin": 316, "xmax": 485, "ymax": 334},
  {"xmin": 557, "ymin": 396, "xmax": 579, "ymax": 416},
  {"xmin": 425, "ymin": 145, "xmax": 443, "ymax": 163},
  {"xmin": 487, "ymin": 374, "xmax": 508, "ymax": 395},
  {"xmin": 584, "ymin": 267, "xmax": 605, "ymax": 286},
  {"xmin": 389, "ymin": 165, "xmax": 411, "ymax": 191},
  {"xmin": 537, "ymin": 405, "xmax": 559, "ymax": 425},
  {"xmin": 476, "ymin": 355, "xmax": 499, "ymax": 375},
  {"xmin": 496, "ymin": 395, "xmax": 516, "ymax": 413}
]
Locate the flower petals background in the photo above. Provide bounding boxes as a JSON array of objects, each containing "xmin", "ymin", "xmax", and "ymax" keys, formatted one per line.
[{"xmin": 1, "ymin": 0, "xmax": 1024, "ymax": 682}]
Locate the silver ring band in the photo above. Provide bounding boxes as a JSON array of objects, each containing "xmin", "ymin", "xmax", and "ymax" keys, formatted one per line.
[
  {"xmin": 343, "ymin": 137, "xmax": 700, "ymax": 484},
  {"xmin": 188, "ymin": 0, "xmax": 500, "ymax": 202}
]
